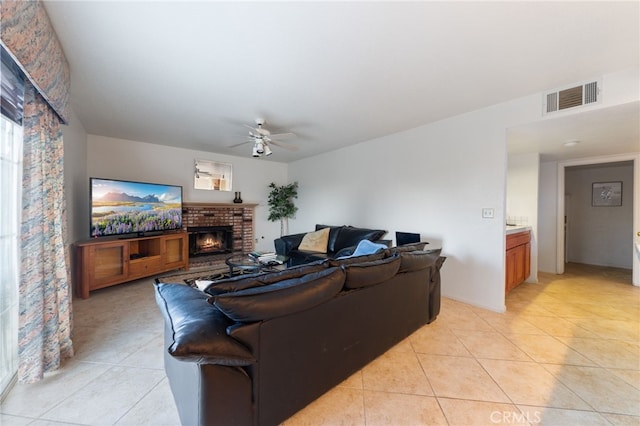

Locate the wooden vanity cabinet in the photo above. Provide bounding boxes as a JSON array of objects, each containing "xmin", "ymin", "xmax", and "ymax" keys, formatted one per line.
[
  {"xmin": 75, "ymin": 232, "xmax": 188, "ymax": 299},
  {"xmin": 505, "ymin": 230, "xmax": 531, "ymax": 293}
]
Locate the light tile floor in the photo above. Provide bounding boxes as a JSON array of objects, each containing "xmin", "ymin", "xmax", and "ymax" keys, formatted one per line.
[{"xmin": 1, "ymin": 263, "xmax": 638, "ymax": 425}]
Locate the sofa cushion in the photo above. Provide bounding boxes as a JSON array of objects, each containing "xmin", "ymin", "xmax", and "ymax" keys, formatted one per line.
[
  {"xmin": 154, "ymin": 283, "xmax": 255, "ymax": 366},
  {"xmin": 390, "ymin": 242, "xmax": 428, "ymax": 254},
  {"xmin": 203, "ymin": 272, "xmax": 266, "ymax": 296},
  {"xmin": 315, "ymin": 224, "xmax": 343, "ymax": 253},
  {"xmin": 204, "ymin": 261, "xmax": 329, "ymax": 296},
  {"xmin": 256, "ymin": 260, "xmax": 329, "ymax": 284},
  {"xmin": 298, "ymin": 227, "xmax": 330, "ymax": 253},
  {"xmin": 398, "ymin": 249, "xmax": 442, "ymax": 273},
  {"xmin": 212, "ymin": 267, "xmax": 346, "ymax": 322},
  {"xmin": 287, "ymin": 250, "xmax": 331, "ymax": 267},
  {"xmin": 329, "ymin": 251, "xmax": 388, "ymax": 267},
  {"xmin": 343, "ymin": 254, "xmax": 401, "ymax": 289},
  {"xmin": 333, "ymin": 245, "xmax": 357, "ymax": 258},
  {"xmin": 334, "ymin": 226, "xmax": 387, "ymax": 252}
]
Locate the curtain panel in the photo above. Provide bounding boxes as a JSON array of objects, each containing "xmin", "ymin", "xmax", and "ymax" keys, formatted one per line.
[
  {"xmin": 1, "ymin": 1, "xmax": 74, "ymax": 383},
  {"xmin": 19, "ymin": 81, "xmax": 73, "ymax": 383},
  {"xmin": 1, "ymin": 0, "xmax": 71, "ymax": 123}
]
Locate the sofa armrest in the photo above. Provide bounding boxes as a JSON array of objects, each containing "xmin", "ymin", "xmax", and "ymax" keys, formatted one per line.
[
  {"xmin": 274, "ymin": 232, "xmax": 307, "ymax": 255},
  {"xmin": 154, "ymin": 283, "xmax": 256, "ymax": 366}
]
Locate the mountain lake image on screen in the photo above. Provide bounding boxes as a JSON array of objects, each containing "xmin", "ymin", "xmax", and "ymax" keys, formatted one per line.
[{"xmin": 90, "ymin": 178, "xmax": 183, "ymax": 238}]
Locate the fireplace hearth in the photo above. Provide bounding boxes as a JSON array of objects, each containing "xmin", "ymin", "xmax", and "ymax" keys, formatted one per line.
[{"xmin": 188, "ymin": 226, "xmax": 233, "ymax": 257}]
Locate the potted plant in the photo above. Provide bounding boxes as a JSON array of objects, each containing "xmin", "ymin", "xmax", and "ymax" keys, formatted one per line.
[{"xmin": 267, "ymin": 182, "xmax": 298, "ymax": 236}]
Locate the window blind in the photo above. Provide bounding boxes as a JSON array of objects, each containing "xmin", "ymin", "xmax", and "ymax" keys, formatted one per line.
[{"xmin": 1, "ymin": 46, "xmax": 25, "ymax": 125}]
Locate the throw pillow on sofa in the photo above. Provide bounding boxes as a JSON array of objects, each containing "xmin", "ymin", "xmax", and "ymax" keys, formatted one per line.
[
  {"xmin": 334, "ymin": 226, "xmax": 387, "ymax": 252},
  {"xmin": 315, "ymin": 224, "xmax": 343, "ymax": 253},
  {"xmin": 211, "ymin": 267, "xmax": 345, "ymax": 322},
  {"xmin": 298, "ymin": 227, "xmax": 331, "ymax": 252}
]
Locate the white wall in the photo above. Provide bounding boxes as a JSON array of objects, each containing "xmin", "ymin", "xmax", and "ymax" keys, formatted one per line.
[
  {"xmin": 538, "ymin": 161, "xmax": 558, "ymax": 272},
  {"xmin": 86, "ymin": 135, "xmax": 288, "ymax": 252},
  {"xmin": 565, "ymin": 162, "xmax": 634, "ymax": 269},
  {"xmin": 289, "ymin": 98, "xmax": 542, "ymax": 313},
  {"xmin": 506, "ymin": 153, "xmax": 539, "ymax": 282}
]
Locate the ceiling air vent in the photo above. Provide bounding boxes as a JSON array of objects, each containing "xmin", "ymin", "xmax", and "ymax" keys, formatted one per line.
[{"xmin": 544, "ymin": 80, "xmax": 600, "ymax": 115}]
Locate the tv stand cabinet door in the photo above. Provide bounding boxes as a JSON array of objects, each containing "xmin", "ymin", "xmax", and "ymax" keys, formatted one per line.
[
  {"xmin": 76, "ymin": 241, "xmax": 129, "ymax": 299},
  {"xmin": 162, "ymin": 233, "xmax": 188, "ymax": 271}
]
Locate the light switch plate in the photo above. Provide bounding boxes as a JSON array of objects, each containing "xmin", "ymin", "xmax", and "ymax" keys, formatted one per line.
[{"xmin": 482, "ymin": 208, "xmax": 494, "ymax": 219}]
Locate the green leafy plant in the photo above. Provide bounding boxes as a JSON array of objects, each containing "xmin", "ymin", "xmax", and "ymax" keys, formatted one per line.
[{"xmin": 267, "ymin": 182, "xmax": 298, "ymax": 236}]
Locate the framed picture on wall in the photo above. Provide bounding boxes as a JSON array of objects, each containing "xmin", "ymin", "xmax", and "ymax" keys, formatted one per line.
[{"xmin": 592, "ymin": 181, "xmax": 622, "ymax": 207}]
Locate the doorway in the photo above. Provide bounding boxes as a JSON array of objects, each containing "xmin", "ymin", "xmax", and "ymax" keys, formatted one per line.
[{"xmin": 556, "ymin": 154, "xmax": 639, "ymax": 285}]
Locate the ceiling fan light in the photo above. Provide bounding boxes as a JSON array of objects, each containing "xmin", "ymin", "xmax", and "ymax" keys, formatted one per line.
[
  {"xmin": 255, "ymin": 142, "xmax": 264, "ymax": 154},
  {"xmin": 263, "ymin": 144, "xmax": 273, "ymax": 156},
  {"xmin": 252, "ymin": 145, "xmax": 261, "ymax": 157}
]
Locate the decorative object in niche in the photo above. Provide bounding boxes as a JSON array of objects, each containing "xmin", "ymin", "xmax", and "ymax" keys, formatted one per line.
[
  {"xmin": 592, "ymin": 181, "xmax": 622, "ymax": 207},
  {"xmin": 194, "ymin": 160, "xmax": 232, "ymax": 191},
  {"xmin": 233, "ymin": 192, "xmax": 243, "ymax": 203}
]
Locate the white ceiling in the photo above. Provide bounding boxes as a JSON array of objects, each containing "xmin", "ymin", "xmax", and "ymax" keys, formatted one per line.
[
  {"xmin": 508, "ymin": 101, "xmax": 640, "ymax": 162},
  {"xmin": 42, "ymin": 1, "xmax": 639, "ymax": 163}
]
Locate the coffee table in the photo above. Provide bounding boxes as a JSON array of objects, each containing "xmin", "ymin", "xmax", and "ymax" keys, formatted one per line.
[{"xmin": 225, "ymin": 253, "xmax": 288, "ymax": 276}]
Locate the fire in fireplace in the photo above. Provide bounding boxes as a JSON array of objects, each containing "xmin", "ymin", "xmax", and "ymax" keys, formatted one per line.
[{"xmin": 188, "ymin": 226, "xmax": 233, "ymax": 257}]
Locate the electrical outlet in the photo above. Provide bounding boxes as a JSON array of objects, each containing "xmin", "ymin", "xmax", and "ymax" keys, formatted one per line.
[{"xmin": 482, "ymin": 208, "xmax": 494, "ymax": 219}]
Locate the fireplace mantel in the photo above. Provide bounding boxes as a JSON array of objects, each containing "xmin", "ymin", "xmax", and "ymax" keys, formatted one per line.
[{"xmin": 183, "ymin": 202, "xmax": 258, "ymax": 208}]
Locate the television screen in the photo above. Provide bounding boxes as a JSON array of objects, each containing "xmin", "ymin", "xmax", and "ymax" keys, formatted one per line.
[
  {"xmin": 395, "ymin": 231, "xmax": 420, "ymax": 246},
  {"xmin": 90, "ymin": 178, "xmax": 183, "ymax": 238}
]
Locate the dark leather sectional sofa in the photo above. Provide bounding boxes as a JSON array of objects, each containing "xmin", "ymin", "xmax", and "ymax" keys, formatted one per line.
[
  {"xmin": 154, "ymin": 244, "xmax": 445, "ymax": 426},
  {"xmin": 274, "ymin": 224, "xmax": 388, "ymax": 266}
]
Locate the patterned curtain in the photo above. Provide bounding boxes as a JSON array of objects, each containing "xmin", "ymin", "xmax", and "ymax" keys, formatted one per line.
[{"xmin": 18, "ymin": 81, "xmax": 73, "ymax": 383}]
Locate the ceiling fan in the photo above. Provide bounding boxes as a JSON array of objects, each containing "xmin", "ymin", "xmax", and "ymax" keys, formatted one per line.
[{"xmin": 229, "ymin": 118, "xmax": 298, "ymax": 157}]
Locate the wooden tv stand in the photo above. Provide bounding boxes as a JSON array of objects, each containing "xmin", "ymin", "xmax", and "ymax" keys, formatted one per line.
[{"xmin": 75, "ymin": 232, "xmax": 188, "ymax": 299}]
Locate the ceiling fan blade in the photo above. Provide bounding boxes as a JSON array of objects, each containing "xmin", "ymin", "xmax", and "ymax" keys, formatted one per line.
[
  {"xmin": 269, "ymin": 139, "xmax": 299, "ymax": 151},
  {"xmin": 268, "ymin": 132, "xmax": 295, "ymax": 140},
  {"xmin": 243, "ymin": 123, "xmax": 271, "ymax": 134},
  {"xmin": 228, "ymin": 140, "xmax": 252, "ymax": 148}
]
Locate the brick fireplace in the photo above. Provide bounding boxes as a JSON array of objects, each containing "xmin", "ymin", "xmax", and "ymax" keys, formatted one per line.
[
  {"xmin": 189, "ymin": 225, "xmax": 233, "ymax": 257},
  {"xmin": 182, "ymin": 202, "xmax": 257, "ymax": 267}
]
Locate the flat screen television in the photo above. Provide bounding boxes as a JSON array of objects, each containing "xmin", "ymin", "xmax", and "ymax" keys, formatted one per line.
[
  {"xmin": 396, "ymin": 231, "xmax": 421, "ymax": 246},
  {"xmin": 90, "ymin": 177, "xmax": 183, "ymax": 238}
]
